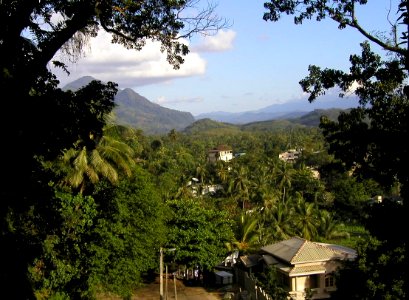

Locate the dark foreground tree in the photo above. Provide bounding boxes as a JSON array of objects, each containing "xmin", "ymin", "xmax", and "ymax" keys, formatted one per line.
[
  {"xmin": 0, "ymin": 1, "xmax": 227, "ymax": 298},
  {"xmin": 0, "ymin": 80, "xmax": 118, "ymax": 299},
  {"xmin": 263, "ymin": 0, "xmax": 408, "ymax": 298}
]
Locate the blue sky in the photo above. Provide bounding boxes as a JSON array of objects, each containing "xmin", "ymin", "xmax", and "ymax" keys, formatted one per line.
[{"xmin": 52, "ymin": 1, "xmax": 397, "ymax": 116}]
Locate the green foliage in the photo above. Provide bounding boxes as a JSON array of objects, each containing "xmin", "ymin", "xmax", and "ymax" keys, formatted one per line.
[
  {"xmin": 28, "ymin": 191, "xmax": 98, "ymax": 299},
  {"xmin": 166, "ymin": 198, "xmax": 234, "ymax": 271},
  {"xmin": 292, "ymin": 197, "xmax": 319, "ymax": 240},
  {"xmin": 254, "ymin": 267, "xmax": 288, "ymax": 300},
  {"xmin": 330, "ymin": 224, "xmax": 369, "ymax": 250},
  {"xmin": 89, "ymin": 166, "xmax": 167, "ymax": 298},
  {"xmin": 263, "ymin": 1, "xmax": 408, "ymax": 298},
  {"xmin": 226, "ymin": 213, "xmax": 260, "ymax": 254},
  {"xmin": 330, "ymin": 175, "xmax": 370, "ymax": 221},
  {"xmin": 53, "ymin": 133, "xmax": 136, "ymax": 194},
  {"xmin": 260, "ymin": 202, "xmax": 295, "ymax": 242},
  {"xmin": 332, "ymin": 237, "xmax": 406, "ymax": 300},
  {"xmin": 291, "ymin": 109, "xmax": 349, "ymax": 127},
  {"xmin": 183, "ymin": 118, "xmax": 240, "ymax": 135}
]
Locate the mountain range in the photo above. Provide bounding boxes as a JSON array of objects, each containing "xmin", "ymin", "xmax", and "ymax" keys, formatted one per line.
[
  {"xmin": 194, "ymin": 91, "xmax": 359, "ymax": 124},
  {"xmin": 62, "ymin": 76, "xmax": 357, "ymax": 134},
  {"xmin": 62, "ymin": 76, "xmax": 195, "ymax": 135}
]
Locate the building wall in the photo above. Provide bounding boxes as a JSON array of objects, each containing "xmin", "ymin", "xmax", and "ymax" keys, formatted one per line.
[
  {"xmin": 207, "ymin": 149, "xmax": 233, "ymax": 163},
  {"xmin": 288, "ymin": 261, "xmax": 341, "ymax": 299},
  {"xmin": 219, "ymin": 150, "xmax": 233, "ymax": 162}
]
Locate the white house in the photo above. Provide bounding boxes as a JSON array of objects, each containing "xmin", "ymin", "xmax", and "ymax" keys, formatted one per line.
[
  {"xmin": 260, "ymin": 237, "xmax": 356, "ymax": 300},
  {"xmin": 207, "ymin": 145, "xmax": 233, "ymax": 163},
  {"xmin": 279, "ymin": 149, "xmax": 301, "ymax": 163}
]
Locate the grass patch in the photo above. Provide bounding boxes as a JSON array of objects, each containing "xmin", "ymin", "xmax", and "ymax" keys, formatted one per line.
[{"xmin": 320, "ymin": 223, "xmax": 370, "ymax": 249}]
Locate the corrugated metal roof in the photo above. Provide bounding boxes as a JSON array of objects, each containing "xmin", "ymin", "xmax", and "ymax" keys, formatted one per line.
[
  {"xmin": 262, "ymin": 255, "xmax": 288, "ymax": 269},
  {"xmin": 261, "ymin": 237, "xmax": 345, "ymax": 264},
  {"xmin": 240, "ymin": 254, "xmax": 262, "ymax": 268}
]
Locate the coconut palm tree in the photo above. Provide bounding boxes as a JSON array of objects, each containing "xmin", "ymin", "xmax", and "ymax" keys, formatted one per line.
[
  {"xmin": 318, "ymin": 210, "xmax": 350, "ymax": 240},
  {"xmin": 228, "ymin": 166, "xmax": 250, "ymax": 211},
  {"xmin": 215, "ymin": 160, "xmax": 229, "ymax": 184},
  {"xmin": 293, "ymin": 197, "xmax": 319, "ymax": 240},
  {"xmin": 250, "ymin": 166, "xmax": 271, "ymax": 206},
  {"xmin": 58, "ymin": 131, "xmax": 135, "ymax": 193},
  {"xmin": 264, "ymin": 201, "xmax": 295, "ymax": 242},
  {"xmin": 195, "ymin": 163, "xmax": 207, "ymax": 185},
  {"xmin": 273, "ymin": 161, "xmax": 295, "ymax": 204},
  {"xmin": 225, "ymin": 213, "xmax": 260, "ymax": 254}
]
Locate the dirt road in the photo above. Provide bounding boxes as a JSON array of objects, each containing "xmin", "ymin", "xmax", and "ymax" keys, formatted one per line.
[{"xmin": 99, "ymin": 276, "xmax": 230, "ymax": 300}]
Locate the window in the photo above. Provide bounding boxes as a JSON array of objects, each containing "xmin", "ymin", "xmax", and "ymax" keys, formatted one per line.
[{"xmin": 325, "ymin": 274, "xmax": 335, "ymax": 288}]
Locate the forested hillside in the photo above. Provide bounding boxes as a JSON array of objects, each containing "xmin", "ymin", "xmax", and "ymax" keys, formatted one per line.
[
  {"xmin": 63, "ymin": 76, "xmax": 195, "ymax": 134},
  {"xmin": 64, "ymin": 76, "xmax": 347, "ymax": 134}
]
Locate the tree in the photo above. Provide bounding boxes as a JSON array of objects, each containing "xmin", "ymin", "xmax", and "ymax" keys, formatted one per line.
[
  {"xmin": 0, "ymin": 0, "xmax": 227, "ymax": 94},
  {"xmin": 0, "ymin": 79, "xmax": 118, "ymax": 299},
  {"xmin": 293, "ymin": 197, "xmax": 319, "ymax": 241},
  {"xmin": 317, "ymin": 210, "xmax": 350, "ymax": 241},
  {"xmin": 263, "ymin": 0, "xmax": 409, "ymax": 203},
  {"xmin": 291, "ymin": 163, "xmax": 326, "ymax": 204},
  {"xmin": 55, "ymin": 130, "xmax": 136, "ymax": 194},
  {"xmin": 331, "ymin": 236, "xmax": 406, "ymax": 300},
  {"xmin": 27, "ymin": 190, "xmax": 99, "ymax": 300},
  {"xmin": 254, "ymin": 267, "xmax": 288, "ymax": 300},
  {"xmin": 273, "ymin": 161, "xmax": 295, "ymax": 204},
  {"xmin": 330, "ymin": 174, "xmax": 370, "ymax": 221},
  {"xmin": 19, "ymin": 158, "xmax": 166, "ymax": 300},
  {"xmin": 262, "ymin": 202, "xmax": 294, "ymax": 242},
  {"xmin": 215, "ymin": 160, "xmax": 230, "ymax": 184},
  {"xmin": 89, "ymin": 166, "xmax": 167, "ymax": 299},
  {"xmin": 1, "ymin": 2, "xmax": 227, "ymax": 296},
  {"xmin": 250, "ymin": 166, "xmax": 272, "ymax": 206},
  {"xmin": 226, "ymin": 213, "xmax": 260, "ymax": 254},
  {"xmin": 228, "ymin": 165, "xmax": 251, "ymax": 210},
  {"xmin": 166, "ymin": 198, "xmax": 234, "ymax": 272},
  {"xmin": 263, "ymin": 0, "xmax": 408, "ymax": 297}
]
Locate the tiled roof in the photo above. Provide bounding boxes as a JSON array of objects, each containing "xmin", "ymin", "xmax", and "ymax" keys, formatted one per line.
[
  {"xmin": 263, "ymin": 253, "xmax": 326, "ymax": 276},
  {"xmin": 261, "ymin": 236, "xmax": 345, "ymax": 264},
  {"xmin": 214, "ymin": 144, "xmax": 232, "ymax": 151},
  {"xmin": 288, "ymin": 264, "xmax": 326, "ymax": 276}
]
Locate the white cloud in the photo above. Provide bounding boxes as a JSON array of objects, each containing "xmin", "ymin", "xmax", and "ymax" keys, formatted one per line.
[
  {"xmin": 193, "ymin": 29, "xmax": 236, "ymax": 52},
  {"xmin": 51, "ymin": 30, "xmax": 207, "ymax": 88},
  {"xmin": 154, "ymin": 96, "xmax": 204, "ymax": 105},
  {"xmin": 347, "ymin": 80, "xmax": 361, "ymax": 93}
]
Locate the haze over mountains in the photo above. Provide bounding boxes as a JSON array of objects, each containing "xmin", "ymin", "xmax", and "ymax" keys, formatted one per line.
[
  {"xmin": 62, "ymin": 76, "xmax": 358, "ymax": 134},
  {"xmin": 195, "ymin": 92, "xmax": 359, "ymax": 124}
]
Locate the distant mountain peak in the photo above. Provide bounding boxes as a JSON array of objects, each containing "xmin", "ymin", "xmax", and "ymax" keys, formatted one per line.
[
  {"xmin": 63, "ymin": 76, "xmax": 195, "ymax": 135},
  {"xmin": 61, "ymin": 76, "xmax": 98, "ymax": 91}
]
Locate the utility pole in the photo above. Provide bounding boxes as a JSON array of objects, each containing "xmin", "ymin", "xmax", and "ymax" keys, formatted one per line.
[
  {"xmin": 165, "ymin": 265, "xmax": 168, "ymax": 300},
  {"xmin": 160, "ymin": 248, "xmax": 164, "ymax": 300},
  {"xmin": 159, "ymin": 247, "xmax": 176, "ymax": 300}
]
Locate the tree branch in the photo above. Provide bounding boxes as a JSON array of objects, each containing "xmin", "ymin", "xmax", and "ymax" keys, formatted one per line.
[{"xmin": 347, "ymin": 3, "xmax": 407, "ymax": 57}]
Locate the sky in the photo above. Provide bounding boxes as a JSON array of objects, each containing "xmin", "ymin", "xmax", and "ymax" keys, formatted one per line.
[{"xmin": 51, "ymin": 1, "xmax": 398, "ymax": 116}]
